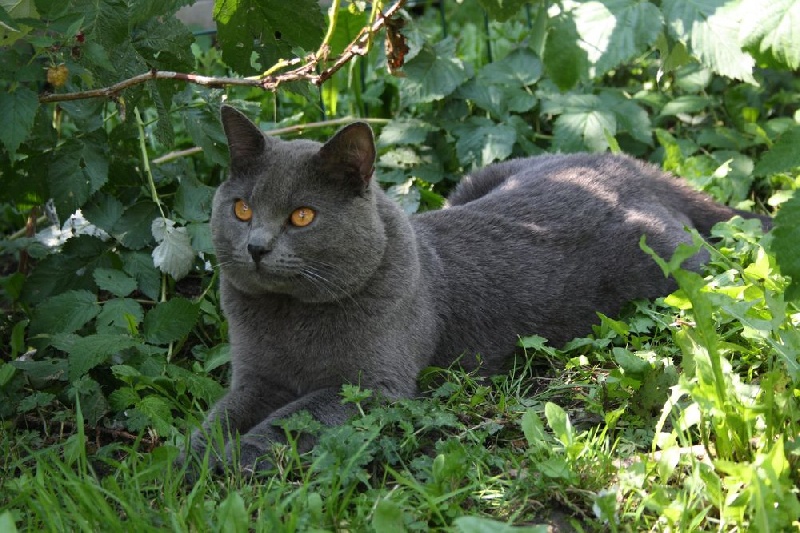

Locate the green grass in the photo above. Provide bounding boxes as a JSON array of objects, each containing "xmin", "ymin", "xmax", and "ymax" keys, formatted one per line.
[{"xmin": 2, "ymin": 219, "xmax": 799, "ymax": 532}]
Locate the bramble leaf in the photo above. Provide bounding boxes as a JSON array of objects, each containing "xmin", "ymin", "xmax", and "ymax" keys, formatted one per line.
[
  {"xmin": 401, "ymin": 38, "xmax": 469, "ymax": 104},
  {"xmin": 0, "ymin": 86, "xmax": 38, "ymax": 157},
  {"xmin": 151, "ymin": 218, "xmax": 195, "ymax": 280},
  {"xmin": 213, "ymin": 0, "xmax": 325, "ymax": 74},
  {"xmin": 143, "ymin": 297, "xmax": 200, "ymax": 345},
  {"xmin": 29, "ymin": 290, "xmax": 100, "ymax": 336},
  {"xmin": 574, "ymin": 0, "xmax": 663, "ymax": 75},
  {"xmin": 662, "ymin": 0, "xmax": 755, "ymax": 82}
]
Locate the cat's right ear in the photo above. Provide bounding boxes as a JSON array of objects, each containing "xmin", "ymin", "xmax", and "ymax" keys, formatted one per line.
[{"xmin": 220, "ymin": 105, "xmax": 268, "ymax": 163}]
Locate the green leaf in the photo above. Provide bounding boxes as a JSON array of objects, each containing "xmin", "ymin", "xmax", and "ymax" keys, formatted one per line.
[
  {"xmin": 453, "ymin": 117, "xmax": 516, "ymax": 167},
  {"xmin": 121, "ymin": 251, "xmax": 160, "ymax": 300},
  {"xmin": 213, "ymin": 0, "xmax": 325, "ymax": 74},
  {"xmin": 477, "ymin": 0, "xmax": 529, "ymax": 22},
  {"xmin": 771, "ymin": 191, "xmax": 800, "ymax": 301},
  {"xmin": 93, "ymin": 268, "xmax": 137, "ymax": 297},
  {"xmin": 377, "ymin": 119, "xmax": 434, "ymax": 147},
  {"xmin": 151, "ymin": 218, "xmax": 195, "ymax": 280},
  {"xmin": 401, "ymin": 38, "xmax": 469, "ymax": 104},
  {"xmin": 30, "ymin": 290, "xmax": 100, "ymax": 336},
  {"xmin": 371, "ymin": 498, "xmax": 407, "ymax": 533},
  {"xmin": 521, "ymin": 409, "xmax": 547, "ymax": 448},
  {"xmin": 113, "ymin": 202, "xmax": 160, "ymax": 250},
  {"xmin": 216, "ymin": 491, "xmax": 249, "ymax": 533},
  {"xmin": 174, "ymin": 176, "xmax": 215, "ymax": 223},
  {"xmin": 0, "ymin": 86, "xmax": 38, "ymax": 157},
  {"xmin": 143, "ymin": 297, "xmax": 200, "ymax": 345},
  {"xmin": 135, "ymin": 395, "xmax": 174, "ymax": 434},
  {"xmin": 613, "ymin": 347, "xmax": 651, "ymax": 377},
  {"xmin": 662, "ymin": 0, "xmax": 755, "ymax": 82},
  {"xmin": 51, "ymin": 333, "xmax": 143, "ymax": 381},
  {"xmin": 738, "ymin": 0, "xmax": 800, "ymax": 69},
  {"xmin": 96, "ymin": 298, "xmax": 144, "ymax": 335},
  {"xmin": 543, "ymin": 15, "xmax": 589, "ymax": 90},
  {"xmin": 574, "ymin": 0, "xmax": 663, "ymax": 75},
  {"xmin": 82, "ymin": 193, "xmax": 125, "ymax": 234},
  {"xmin": 47, "ymin": 136, "xmax": 109, "ymax": 217},
  {"xmin": 183, "ymin": 106, "xmax": 229, "ymax": 167},
  {"xmin": 544, "ymin": 95, "xmax": 616, "ymax": 152},
  {"xmin": 544, "ymin": 402, "xmax": 573, "ymax": 447},
  {"xmin": 477, "ymin": 48, "xmax": 542, "ymax": 87},
  {"xmin": 660, "ymin": 95, "xmax": 712, "ymax": 116},
  {"xmin": 0, "ymin": 510, "xmax": 18, "ymax": 533},
  {"xmin": 754, "ymin": 126, "xmax": 800, "ymax": 176}
]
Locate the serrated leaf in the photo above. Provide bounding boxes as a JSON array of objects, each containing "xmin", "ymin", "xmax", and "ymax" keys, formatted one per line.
[
  {"xmin": 662, "ymin": 0, "xmax": 755, "ymax": 82},
  {"xmin": 477, "ymin": 0, "xmax": 528, "ymax": 21},
  {"xmin": 0, "ymin": 86, "xmax": 38, "ymax": 157},
  {"xmin": 47, "ymin": 136, "xmax": 109, "ymax": 217},
  {"xmin": 453, "ymin": 118, "xmax": 516, "ymax": 167},
  {"xmin": 51, "ymin": 333, "xmax": 142, "ymax": 381},
  {"xmin": 135, "ymin": 395, "xmax": 173, "ymax": 434},
  {"xmin": 174, "ymin": 176, "xmax": 215, "ymax": 223},
  {"xmin": 108, "ymin": 386, "xmax": 139, "ymax": 411},
  {"xmin": 660, "ymin": 94, "xmax": 712, "ymax": 116},
  {"xmin": 543, "ymin": 15, "xmax": 589, "ymax": 90},
  {"xmin": 771, "ymin": 191, "xmax": 800, "ymax": 301},
  {"xmin": 113, "ymin": 202, "xmax": 160, "ymax": 249},
  {"xmin": 166, "ymin": 365, "xmax": 224, "ymax": 405},
  {"xmin": 151, "ymin": 220, "xmax": 195, "ymax": 280},
  {"xmin": 574, "ymin": 0, "xmax": 663, "ymax": 75},
  {"xmin": 377, "ymin": 119, "xmax": 434, "ymax": 147},
  {"xmin": 754, "ymin": 126, "xmax": 800, "ymax": 176},
  {"xmin": 121, "ymin": 251, "xmax": 160, "ymax": 300},
  {"xmin": 214, "ymin": 0, "xmax": 325, "ymax": 74},
  {"xmin": 96, "ymin": 298, "xmax": 144, "ymax": 335},
  {"xmin": 545, "ymin": 95, "xmax": 616, "ymax": 152},
  {"xmin": 478, "ymin": 47, "xmax": 542, "ymax": 87},
  {"xmin": 401, "ymin": 38, "xmax": 468, "ymax": 104},
  {"xmin": 30, "ymin": 290, "xmax": 100, "ymax": 336},
  {"xmin": 82, "ymin": 193, "xmax": 125, "ymax": 234},
  {"xmin": 738, "ymin": 0, "xmax": 800, "ymax": 69},
  {"xmin": 183, "ymin": 106, "xmax": 229, "ymax": 166},
  {"xmin": 93, "ymin": 268, "xmax": 137, "ymax": 297},
  {"xmin": 143, "ymin": 297, "xmax": 200, "ymax": 345}
]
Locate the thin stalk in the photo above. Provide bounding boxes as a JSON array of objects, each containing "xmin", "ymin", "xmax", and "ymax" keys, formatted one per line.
[{"xmin": 134, "ymin": 107, "xmax": 166, "ymax": 219}]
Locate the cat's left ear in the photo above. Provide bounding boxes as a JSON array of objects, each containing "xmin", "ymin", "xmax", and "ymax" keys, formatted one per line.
[{"xmin": 318, "ymin": 122, "xmax": 376, "ymax": 189}]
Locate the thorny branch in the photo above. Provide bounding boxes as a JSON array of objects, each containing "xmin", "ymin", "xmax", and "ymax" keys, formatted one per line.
[{"xmin": 38, "ymin": 0, "xmax": 408, "ymax": 104}]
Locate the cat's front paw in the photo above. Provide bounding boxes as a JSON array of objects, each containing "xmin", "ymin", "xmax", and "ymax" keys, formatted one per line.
[{"xmin": 228, "ymin": 439, "xmax": 275, "ymax": 477}]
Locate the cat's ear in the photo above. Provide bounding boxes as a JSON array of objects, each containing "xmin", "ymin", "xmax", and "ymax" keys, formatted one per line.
[
  {"xmin": 318, "ymin": 122, "xmax": 376, "ymax": 188},
  {"xmin": 220, "ymin": 105, "xmax": 269, "ymax": 162}
]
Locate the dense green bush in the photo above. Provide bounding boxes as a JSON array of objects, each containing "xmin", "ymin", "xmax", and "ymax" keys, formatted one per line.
[{"xmin": 1, "ymin": 0, "xmax": 799, "ymax": 530}]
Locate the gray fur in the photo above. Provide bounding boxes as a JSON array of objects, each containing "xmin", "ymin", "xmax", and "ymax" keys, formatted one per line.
[{"xmin": 185, "ymin": 105, "xmax": 770, "ymax": 473}]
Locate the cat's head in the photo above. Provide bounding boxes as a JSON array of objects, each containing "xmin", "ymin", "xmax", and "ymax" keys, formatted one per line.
[{"xmin": 211, "ymin": 105, "xmax": 387, "ymax": 302}]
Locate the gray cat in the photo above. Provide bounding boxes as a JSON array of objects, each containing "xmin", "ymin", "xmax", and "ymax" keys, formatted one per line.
[{"xmin": 183, "ymin": 105, "xmax": 769, "ymax": 474}]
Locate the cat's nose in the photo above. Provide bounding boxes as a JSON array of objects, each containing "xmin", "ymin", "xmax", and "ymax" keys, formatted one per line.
[{"xmin": 247, "ymin": 243, "xmax": 271, "ymax": 262}]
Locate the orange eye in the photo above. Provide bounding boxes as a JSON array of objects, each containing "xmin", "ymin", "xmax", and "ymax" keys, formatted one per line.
[
  {"xmin": 233, "ymin": 199, "xmax": 252, "ymax": 221},
  {"xmin": 289, "ymin": 207, "xmax": 315, "ymax": 227}
]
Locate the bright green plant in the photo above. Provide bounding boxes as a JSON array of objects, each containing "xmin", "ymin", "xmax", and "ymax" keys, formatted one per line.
[{"xmin": 2, "ymin": 0, "xmax": 800, "ymax": 530}]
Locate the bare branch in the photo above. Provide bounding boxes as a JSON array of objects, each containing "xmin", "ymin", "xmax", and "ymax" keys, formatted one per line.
[{"xmin": 38, "ymin": 0, "xmax": 408, "ymax": 105}]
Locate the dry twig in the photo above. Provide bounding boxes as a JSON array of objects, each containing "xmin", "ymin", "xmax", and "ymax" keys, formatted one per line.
[{"xmin": 38, "ymin": 0, "xmax": 408, "ymax": 105}]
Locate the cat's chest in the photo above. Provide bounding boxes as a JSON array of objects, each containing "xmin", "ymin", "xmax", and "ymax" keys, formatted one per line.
[{"xmin": 230, "ymin": 296, "xmax": 370, "ymax": 380}]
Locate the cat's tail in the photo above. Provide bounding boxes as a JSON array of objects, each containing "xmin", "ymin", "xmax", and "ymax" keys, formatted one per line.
[{"xmin": 679, "ymin": 187, "xmax": 772, "ymax": 236}]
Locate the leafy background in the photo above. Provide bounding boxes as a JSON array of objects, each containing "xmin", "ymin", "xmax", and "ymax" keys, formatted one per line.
[{"xmin": 1, "ymin": 0, "xmax": 800, "ymax": 530}]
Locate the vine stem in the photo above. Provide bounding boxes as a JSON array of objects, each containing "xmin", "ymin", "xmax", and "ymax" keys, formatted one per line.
[
  {"xmin": 38, "ymin": 0, "xmax": 408, "ymax": 104},
  {"xmin": 134, "ymin": 107, "xmax": 166, "ymax": 220}
]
